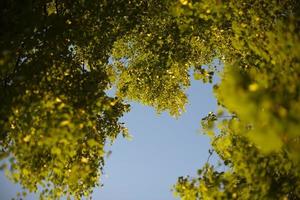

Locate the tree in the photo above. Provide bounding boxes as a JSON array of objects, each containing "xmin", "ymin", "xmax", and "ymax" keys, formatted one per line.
[
  {"xmin": 1, "ymin": 0, "xmax": 300, "ymax": 199},
  {"xmin": 173, "ymin": 0, "xmax": 300, "ymax": 199},
  {"xmin": 1, "ymin": 0, "xmax": 214, "ymax": 198},
  {"xmin": 0, "ymin": 0, "xmax": 181, "ymax": 198}
]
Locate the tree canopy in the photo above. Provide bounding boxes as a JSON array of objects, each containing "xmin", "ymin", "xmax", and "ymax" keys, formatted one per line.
[
  {"xmin": 173, "ymin": 0, "xmax": 300, "ymax": 199},
  {"xmin": 0, "ymin": 0, "xmax": 299, "ymax": 199}
]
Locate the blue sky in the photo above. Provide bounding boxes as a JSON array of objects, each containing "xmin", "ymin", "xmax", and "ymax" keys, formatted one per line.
[{"xmin": 0, "ymin": 78, "xmax": 218, "ymax": 200}]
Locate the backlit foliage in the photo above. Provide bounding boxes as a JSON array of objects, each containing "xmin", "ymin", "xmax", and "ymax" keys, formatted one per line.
[
  {"xmin": 0, "ymin": 0, "xmax": 167, "ymax": 198},
  {"xmin": 1, "ymin": 0, "xmax": 300, "ymax": 199},
  {"xmin": 174, "ymin": 0, "xmax": 300, "ymax": 199}
]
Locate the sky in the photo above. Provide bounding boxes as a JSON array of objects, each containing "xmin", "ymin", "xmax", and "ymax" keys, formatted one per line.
[{"xmin": 0, "ymin": 78, "xmax": 218, "ymax": 200}]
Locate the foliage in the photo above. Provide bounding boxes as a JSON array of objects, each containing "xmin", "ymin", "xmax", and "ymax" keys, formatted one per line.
[
  {"xmin": 174, "ymin": 0, "xmax": 300, "ymax": 199},
  {"xmin": 110, "ymin": 3, "xmax": 217, "ymax": 116},
  {"xmin": 0, "ymin": 0, "xmax": 169, "ymax": 198},
  {"xmin": 1, "ymin": 0, "xmax": 300, "ymax": 199},
  {"xmin": 175, "ymin": 116, "xmax": 300, "ymax": 199},
  {"xmin": 0, "ymin": 0, "xmax": 215, "ymax": 198}
]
